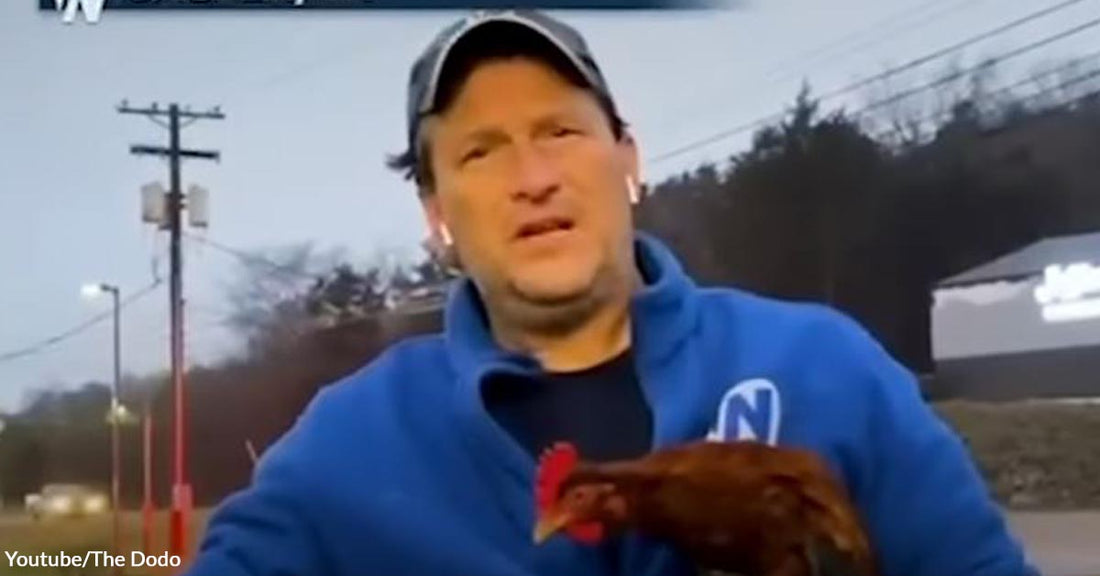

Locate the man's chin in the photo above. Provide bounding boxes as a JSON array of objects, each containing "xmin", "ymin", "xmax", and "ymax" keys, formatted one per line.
[
  {"xmin": 507, "ymin": 270, "xmax": 596, "ymax": 307},
  {"xmin": 503, "ymin": 281, "xmax": 602, "ymax": 334},
  {"xmin": 511, "ymin": 282, "xmax": 590, "ymax": 307}
]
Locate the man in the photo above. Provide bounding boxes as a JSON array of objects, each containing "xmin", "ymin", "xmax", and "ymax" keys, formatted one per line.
[{"xmin": 187, "ymin": 10, "xmax": 1038, "ymax": 576}]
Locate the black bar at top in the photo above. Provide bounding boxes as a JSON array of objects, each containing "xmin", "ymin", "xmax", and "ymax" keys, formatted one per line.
[{"xmin": 42, "ymin": 0, "xmax": 708, "ymax": 10}]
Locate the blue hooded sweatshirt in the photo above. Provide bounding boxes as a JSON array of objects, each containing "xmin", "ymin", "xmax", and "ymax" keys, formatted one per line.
[{"xmin": 186, "ymin": 233, "xmax": 1038, "ymax": 576}]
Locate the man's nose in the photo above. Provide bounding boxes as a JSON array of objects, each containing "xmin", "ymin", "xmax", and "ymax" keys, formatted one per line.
[{"xmin": 511, "ymin": 145, "xmax": 561, "ymax": 204}]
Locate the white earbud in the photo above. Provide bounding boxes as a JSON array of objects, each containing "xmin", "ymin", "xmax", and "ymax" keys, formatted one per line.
[
  {"xmin": 627, "ymin": 176, "xmax": 640, "ymax": 205},
  {"xmin": 439, "ymin": 224, "xmax": 453, "ymax": 247}
]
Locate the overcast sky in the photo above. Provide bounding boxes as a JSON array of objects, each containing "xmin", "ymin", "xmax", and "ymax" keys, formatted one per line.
[{"xmin": 1, "ymin": 0, "xmax": 1097, "ymax": 411}]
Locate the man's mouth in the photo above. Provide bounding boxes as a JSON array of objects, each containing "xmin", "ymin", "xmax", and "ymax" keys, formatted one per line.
[{"xmin": 515, "ymin": 217, "xmax": 575, "ymax": 240}]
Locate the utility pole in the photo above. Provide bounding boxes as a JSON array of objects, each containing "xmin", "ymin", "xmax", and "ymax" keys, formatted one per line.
[{"xmin": 119, "ymin": 101, "xmax": 223, "ymax": 562}]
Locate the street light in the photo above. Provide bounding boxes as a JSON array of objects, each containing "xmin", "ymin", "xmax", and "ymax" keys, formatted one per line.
[{"xmin": 81, "ymin": 282, "xmax": 124, "ymax": 566}]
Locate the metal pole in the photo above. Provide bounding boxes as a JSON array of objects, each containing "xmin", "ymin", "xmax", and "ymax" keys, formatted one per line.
[
  {"xmin": 111, "ymin": 287, "xmax": 122, "ymax": 573},
  {"xmin": 142, "ymin": 407, "xmax": 153, "ymax": 556},
  {"xmin": 167, "ymin": 103, "xmax": 191, "ymax": 561}
]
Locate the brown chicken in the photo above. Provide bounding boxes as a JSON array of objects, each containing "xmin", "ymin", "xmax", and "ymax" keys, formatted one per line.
[{"xmin": 533, "ymin": 440, "xmax": 878, "ymax": 576}]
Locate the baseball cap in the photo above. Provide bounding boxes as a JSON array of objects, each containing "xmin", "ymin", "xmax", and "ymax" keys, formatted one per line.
[{"xmin": 402, "ymin": 10, "xmax": 620, "ymax": 161}]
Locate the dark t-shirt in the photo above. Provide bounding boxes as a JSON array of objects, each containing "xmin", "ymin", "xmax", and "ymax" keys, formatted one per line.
[{"xmin": 482, "ymin": 349, "xmax": 653, "ymax": 462}]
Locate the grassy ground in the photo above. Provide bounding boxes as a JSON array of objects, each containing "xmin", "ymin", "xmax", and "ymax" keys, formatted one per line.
[
  {"xmin": 0, "ymin": 509, "xmax": 210, "ymax": 576},
  {"xmin": 2, "ymin": 400, "xmax": 1097, "ymax": 575},
  {"xmin": 935, "ymin": 400, "xmax": 1100, "ymax": 509}
]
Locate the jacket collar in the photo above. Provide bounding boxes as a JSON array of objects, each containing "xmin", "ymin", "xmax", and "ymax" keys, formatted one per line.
[
  {"xmin": 442, "ymin": 231, "xmax": 699, "ymax": 378},
  {"xmin": 440, "ymin": 231, "xmax": 701, "ymax": 541}
]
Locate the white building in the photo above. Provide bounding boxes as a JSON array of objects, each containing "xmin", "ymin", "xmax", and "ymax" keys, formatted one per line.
[{"xmin": 930, "ymin": 232, "xmax": 1100, "ymax": 400}]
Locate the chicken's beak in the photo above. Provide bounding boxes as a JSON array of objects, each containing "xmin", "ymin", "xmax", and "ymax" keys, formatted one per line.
[{"xmin": 533, "ymin": 512, "xmax": 570, "ymax": 544}]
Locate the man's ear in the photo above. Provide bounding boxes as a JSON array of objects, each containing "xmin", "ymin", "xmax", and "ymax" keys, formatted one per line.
[
  {"xmin": 617, "ymin": 131, "xmax": 641, "ymax": 190},
  {"xmin": 421, "ymin": 192, "xmax": 456, "ymax": 256},
  {"xmin": 420, "ymin": 192, "xmax": 462, "ymax": 274},
  {"xmin": 421, "ymin": 191, "xmax": 443, "ymax": 232}
]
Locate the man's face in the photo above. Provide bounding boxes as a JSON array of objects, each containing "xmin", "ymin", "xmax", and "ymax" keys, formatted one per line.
[{"xmin": 422, "ymin": 57, "xmax": 639, "ymax": 313}]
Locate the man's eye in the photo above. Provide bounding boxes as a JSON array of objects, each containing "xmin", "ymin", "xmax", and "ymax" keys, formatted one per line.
[
  {"xmin": 551, "ymin": 126, "xmax": 578, "ymax": 138},
  {"xmin": 461, "ymin": 148, "xmax": 488, "ymax": 164}
]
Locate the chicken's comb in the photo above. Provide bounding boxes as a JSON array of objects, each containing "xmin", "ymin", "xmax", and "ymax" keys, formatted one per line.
[
  {"xmin": 536, "ymin": 441, "xmax": 578, "ymax": 509},
  {"xmin": 534, "ymin": 442, "xmax": 604, "ymax": 544}
]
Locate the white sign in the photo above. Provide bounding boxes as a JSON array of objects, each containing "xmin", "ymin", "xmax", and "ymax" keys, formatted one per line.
[{"xmin": 1034, "ymin": 262, "xmax": 1100, "ymax": 323}]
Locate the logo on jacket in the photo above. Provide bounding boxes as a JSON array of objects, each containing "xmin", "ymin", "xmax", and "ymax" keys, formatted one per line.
[{"xmin": 706, "ymin": 379, "xmax": 781, "ymax": 445}]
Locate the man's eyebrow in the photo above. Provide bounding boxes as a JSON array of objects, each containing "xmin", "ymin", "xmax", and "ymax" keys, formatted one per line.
[
  {"xmin": 531, "ymin": 108, "xmax": 598, "ymax": 133},
  {"xmin": 457, "ymin": 127, "xmax": 510, "ymax": 147},
  {"xmin": 531, "ymin": 114, "xmax": 569, "ymax": 131}
]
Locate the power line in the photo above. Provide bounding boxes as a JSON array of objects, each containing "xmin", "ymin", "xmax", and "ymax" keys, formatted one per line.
[
  {"xmin": 993, "ymin": 63, "xmax": 1100, "ymax": 111},
  {"xmin": 647, "ymin": 0, "xmax": 1097, "ymax": 166},
  {"xmin": 1022, "ymin": 64, "xmax": 1100, "ymax": 102},
  {"xmin": 980, "ymin": 47, "xmax": 1100, "ymax": 100},
  {"xmin": 872, "ymin": 54, "xmax": 1100, "ymax": 141},
  {"xmin": 183, "ymin": 233, "xmax": 449, "ymax": 331},
  {"xmin": 875, "ymin": 49, "xmax": 1100, "ymax": 131},
  {"xmin": 818, "ymin": 0, "xmax": 1094, "ymax": 104},
  {"xmin": 855, "ymin": 16, "xmax": 1100, "ymax": 118},
  {"xmin": 995, "ymin": 49, "xmax": 1100, "ymax": 98},
  {"xmin": 763, "ymin": 0, "xmax": 977, "ymax": 85},
  {"xmin": 0, "ymin": 281, "xmax": 163, "ymax": 366},
  {"xmin": 183, "ymin": 232, "xmax": 324, "ymax": 282}
]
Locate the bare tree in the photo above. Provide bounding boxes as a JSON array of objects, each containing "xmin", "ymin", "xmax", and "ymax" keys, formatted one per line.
[{"xmin": 224, "ymin": 242, "xmax": 339, "ymax": 357}]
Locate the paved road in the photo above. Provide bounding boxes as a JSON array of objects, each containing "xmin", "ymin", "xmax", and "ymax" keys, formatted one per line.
[{"xmin": 1009, "ymin": 511, "xmax": 1100, "ymax": 576}]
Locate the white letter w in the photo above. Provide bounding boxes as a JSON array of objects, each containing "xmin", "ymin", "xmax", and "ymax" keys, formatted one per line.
[{"xmin": 54, "ymin": 0, "xmax": 106, "ymax": 24}]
